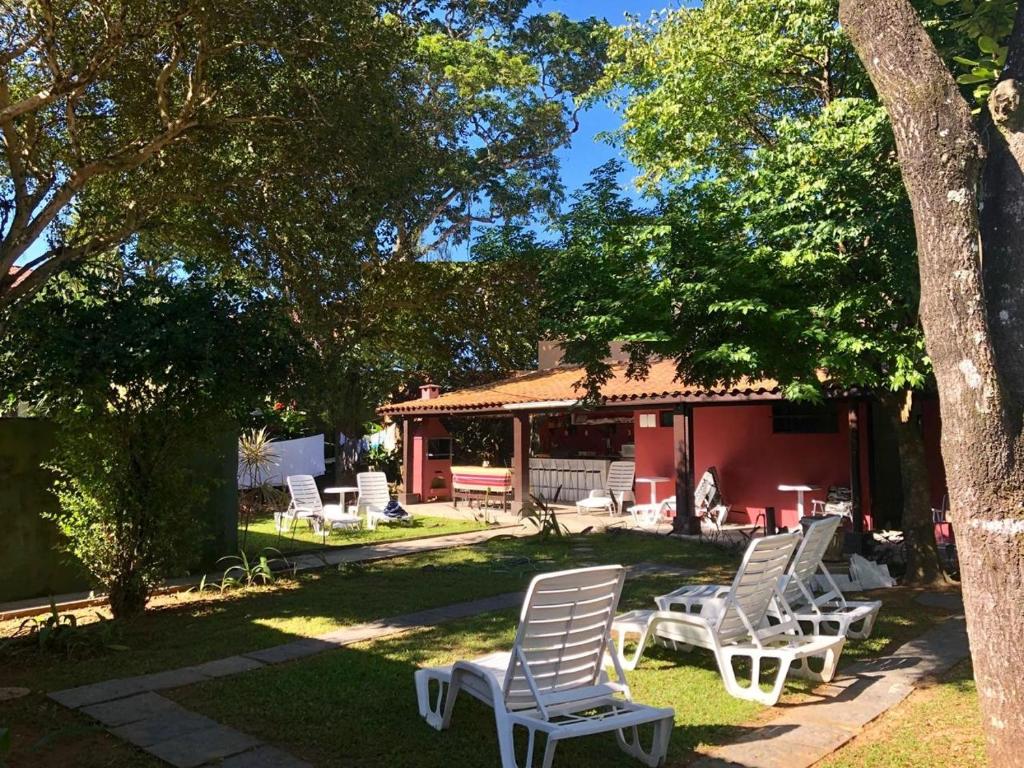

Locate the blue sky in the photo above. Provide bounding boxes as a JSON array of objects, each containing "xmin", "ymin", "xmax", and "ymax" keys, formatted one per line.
[{"xmin": 544, "ymin": 0, "xmax": 664, "ymax": 199}]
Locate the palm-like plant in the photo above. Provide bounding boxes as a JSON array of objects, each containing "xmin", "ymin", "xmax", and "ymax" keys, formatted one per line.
[{"xmin": 238, "ymin": 428, "xmax": 285, "ymax": 550}]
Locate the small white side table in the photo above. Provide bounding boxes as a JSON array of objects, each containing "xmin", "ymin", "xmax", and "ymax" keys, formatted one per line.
[
  {"xmin": 324, "ymin": 486, "xmax": 360, "ymax": 515},
  {"xmin": 777, "ymin": 484, "xmax": 820, "ymax": 519},
  {"xmin": 636, "ymin": 476, "xmax": 671, "ymax": 506}
]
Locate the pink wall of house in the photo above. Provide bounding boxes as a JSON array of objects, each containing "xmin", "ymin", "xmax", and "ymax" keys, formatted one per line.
[
  {"xmin": 632, "ymin": 411, "xmax": 675, "ymax": 505},
  {"xmin": 412, "ymin": 418, "xmax": 452, "ymax": 500},
  {"xmin": 632, "ymin": 402, "xmax": 874, "ymax": 530}
]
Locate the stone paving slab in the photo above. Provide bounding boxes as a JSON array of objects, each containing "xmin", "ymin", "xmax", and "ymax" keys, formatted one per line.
[
  {"xmin": 81, "ymin": 691, "xmax": 184, "ymax": 726},
  {"xmin": 146, "ymin": 724, "xmax": 259, "ymax": 768},
  {"xmin": 111, "ymin": 710, "xmax": 220, "ymax": 748},
  {"xmin": 916, "ymin": 590, "xmax": 964, "ymax": 611},
  {"xmin": 48, "ymin": 677, "xmax": 150, "ymax": 709},
  {"xmin": 218, "ymin": 745, "xmax": 314, "ymax": 768},
  {"xmin": 243, "ymin": 637, "xmax": 338, "ymax": 665},
  {"xmin": 187, "ymin": 654, "xmax": 265, "ymax": 678}
]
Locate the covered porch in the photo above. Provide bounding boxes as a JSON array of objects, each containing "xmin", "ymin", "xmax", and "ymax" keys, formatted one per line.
[{"xmin": 378, "ymin": 358, "xmax": 924, "ymax": 537}]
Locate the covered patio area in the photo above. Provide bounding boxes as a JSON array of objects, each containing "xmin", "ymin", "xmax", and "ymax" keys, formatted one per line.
[{"xmin": 379, "ymin": 349, "xmax": 944, "ymax": 540}]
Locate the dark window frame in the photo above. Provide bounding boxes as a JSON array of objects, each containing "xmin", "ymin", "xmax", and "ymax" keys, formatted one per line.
[{"xmin": 771, "ymin": 402, "xmax": 839, "ymax": 434}]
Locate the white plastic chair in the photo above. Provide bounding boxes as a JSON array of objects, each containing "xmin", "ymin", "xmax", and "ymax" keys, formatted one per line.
[
  {"xmin": 283, "ymin": 475, "xmax": 360, "ymax": 534},
  {"xmin": 610, "ymin": 533, "xmax": 845, "ymax": 706},
  {"xmin": 576, "ymin": 461, "xmax": 636, "ymax": 515},
  {"xmin": 415, "ymin": 566, "xmax": 674, "ymax": 768},
  {"xmin": 351, "ymin": 471, "xmax": 407, "ymax": 530},
  {"xmin": 630, "ymin": 496, "xmax": 675, "ymax": 528},
  {"xmin": 773, "ymin": 516, "xmax": 882, "ymax": 639},
  {"xmin": 694, "ymin": 468, "xmax": 730, "ymax": 538}
]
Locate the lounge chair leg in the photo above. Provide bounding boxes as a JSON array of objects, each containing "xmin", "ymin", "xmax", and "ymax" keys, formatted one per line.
[
  {"xmin": 414, "ymin": 671, "xmax": 450, "ymax": 730},
  {"xmin": 719, "ymin": 650, "xmax": 793, "ymax": 707},
  {"xmin": 790, "ymin": 641, "xmax": 844, "ymax": 684},
  {"xmin": 614, "ymin": 715, "xmax": 672, "ymax": 767},
  {"xmin": 611, "ymin": 624, "xmax": 651, "ymax": 671},
  {"xmin": 540, "ymin": 735, "xmax": 558, "ymax": 768}
]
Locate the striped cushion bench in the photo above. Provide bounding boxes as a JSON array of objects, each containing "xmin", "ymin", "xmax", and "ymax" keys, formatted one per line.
[{"xmin": 451, "ymin": 466, "xmax": 513, "ymax": 512}]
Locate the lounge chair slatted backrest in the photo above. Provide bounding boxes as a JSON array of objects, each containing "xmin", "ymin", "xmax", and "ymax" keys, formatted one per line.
[
  {"xmin": 503, "ymin": 566, "xmax": 625, "ymax": 713},
  {"xmin": 356, "ymin": 471, "xmax": 390, "ymax": 511},
  {"xmin": 783, "ymin": 515, "xmax": 844, "ymax": 608},
  {"xmin": 715, "ymin": 532, "xmax": 801, "ymax": 645},
  {"xmin": 607, "ymin": 461, "xmax": 636, "ymax": 495},
  {"xmin": 286, "ymin": 474, "xmax": 323, "ymax": 515}
]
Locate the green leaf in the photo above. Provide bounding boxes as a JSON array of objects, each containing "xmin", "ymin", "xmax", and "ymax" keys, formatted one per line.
[
  {"xmin": 978, "ymin": 35, "xmax": 999, "ymax": 54},
  {"xmin": 957, "ymin": 73, "xmax": 990, "ymax": 84}
]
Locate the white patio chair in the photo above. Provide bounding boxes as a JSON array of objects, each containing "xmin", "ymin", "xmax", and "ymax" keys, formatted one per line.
[
  {"xmin": 283, "ymin": 475, "xmax": 360, "ymax": 534},
  {"xmin": 694, "ymin": 467, "xmax": 730, "ymax": 539},
  {"xmin": 415, "ymin": 565, "xmax": 675, "ymax": 768},
  {"xmin": 610, "ymin": 533, "xmax": 845, "ymax": 706},
  {"xmin": 630, "ymin": 496, "xmax": 675, "ymax": 528},
  {"xmin": 350, "ymin": 471, "xmax": 408, "ymax": 530},
  {"xmin": 776, "ymin": 516, "xmax": 882, "ymax": 639},
  {"xmin": 576, "ymin": 461, "xmax": 636, "ymax": 515}
]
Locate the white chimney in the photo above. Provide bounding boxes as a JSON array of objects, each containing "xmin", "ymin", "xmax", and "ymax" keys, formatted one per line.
[{"xmin": 420, "ymin": 384, "xmax": 440, "ymax": 400}]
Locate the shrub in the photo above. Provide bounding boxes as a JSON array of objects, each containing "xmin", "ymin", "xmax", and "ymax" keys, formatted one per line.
[{"xmin": 0, "ymin": 261, "xmax": 297, "ymax": 617}]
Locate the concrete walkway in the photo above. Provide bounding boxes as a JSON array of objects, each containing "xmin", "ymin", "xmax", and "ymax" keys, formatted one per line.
[
  {"xmin": 50, "ymin": 592, "xmax": 524, "ymax": 768},
  {"xmin": 0, "ymin": 525, "xmax": 521, "ymax": 621},
  {"xmin": 2, "ymin": 504, "xmax": 672, "ymax": 621},
  {"xmin": 49, "ymin": 560, "xmax": 697, "ymax": 767},
  {"xmin": 693, "ymin": 607, "xmax": 970, "ymax": 768}
]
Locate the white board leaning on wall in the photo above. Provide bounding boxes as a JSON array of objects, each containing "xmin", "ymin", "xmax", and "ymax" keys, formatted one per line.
[{"xmin": 237, "ymin": 433, "xmax": 326, "ymax": 488}]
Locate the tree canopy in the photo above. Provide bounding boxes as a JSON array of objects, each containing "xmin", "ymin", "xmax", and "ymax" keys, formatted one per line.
[{"xmin": 0, "ymin": 0, "xmax": 607, "ymax": 309}]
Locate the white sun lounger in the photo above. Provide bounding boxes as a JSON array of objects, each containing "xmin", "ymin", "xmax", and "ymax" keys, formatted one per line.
[
  {"xmin": 415, "ymin": 565, "xmax": 675, "ymax": 767},
  {"xmin": 611, "ymin": 533, "xmax": 845, "ymax": 706},
  {"xmin": 776, "ymin": 516, "xmax": 882, "ymax": 639}
]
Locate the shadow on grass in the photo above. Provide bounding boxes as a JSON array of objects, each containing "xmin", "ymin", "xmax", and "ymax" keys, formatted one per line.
[
  {"xmin": 171, "ymin": 608, "xmax": 773, "ymax": 768},
  {"xmin": 0, "ymin": 534, "xmax": 735, "ymax": 694}
]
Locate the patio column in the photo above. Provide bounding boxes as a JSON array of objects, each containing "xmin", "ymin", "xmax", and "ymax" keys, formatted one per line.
[
  {"xmin": 672, "ymin": 404, "xmax": 699, "ymax": 535},
  {"xmin": 848, "ymin": 402, "xmax": 864, "ymax": 533},
  {"xmin": 399, "ymin": 418, "xmax": 418, "ymax": 505},
  {"xmin": 511, "ymin": 412, "xmax": 530, "ymax": 513}
]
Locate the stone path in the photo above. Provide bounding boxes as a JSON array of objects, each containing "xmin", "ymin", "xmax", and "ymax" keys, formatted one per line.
[
  {"xmin": 692, "ymin": 611, "xmax": 970, "ymax": 768},
  {"xmin": 0, "ymin": 525, "xmax": 519, "ymax": 621},
  {"xmin": 50, "ymin": 591, "xmax": 523, "ymax": 767},
  {"xmin": 47, "ymin": 560, "xmax": 696, "ymax": 766}
]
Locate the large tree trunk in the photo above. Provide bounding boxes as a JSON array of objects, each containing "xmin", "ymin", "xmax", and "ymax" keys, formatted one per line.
[
  {"xmin": 839, "ymin": 1, "xmax": 1024, "ymax": 763},
  {"xmin": 880, "ymin": 390, "xmax": 943, "ymax": 584}
]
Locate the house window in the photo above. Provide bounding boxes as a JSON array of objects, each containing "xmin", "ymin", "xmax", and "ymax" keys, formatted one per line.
[
  {"xmin": 426, "ymin": 438, "xmax": 453, "ymax": 459},
  {"xmin": 771, "ymin": 402, "xmax": 838, "ymax": 434},
  {"xmin": 659, "ymin": 411, "xmax": 674, "ymax": 428},
  {"xmin": 638, "ymin": 413, "xmax": 657, "ymax": 428}
]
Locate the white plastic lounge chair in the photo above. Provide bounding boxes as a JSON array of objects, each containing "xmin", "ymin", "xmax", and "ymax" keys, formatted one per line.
[
  {"xmin": 283, "ymin": 475, "xmax": 361, "ymax": 534},
  {"xmin": 415, "ymin": 566, "xmax": 675, "ymax": 768},
  {"xmin": 773, "ymin": 515, "xmax": 882, "ymax": 639},
  {"xmin": 610, "ymin": 533, "xmax": 845, "ymax": 706},
  {"xmin": 350, "ymin": 471, "xmax": 407, "ymax": 530},
  {"xmin": 576, "ymin": 461, "xmax": 636, "ymax": 515}
]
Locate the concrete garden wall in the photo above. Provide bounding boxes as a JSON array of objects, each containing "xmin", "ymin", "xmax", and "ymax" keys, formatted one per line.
[{"xmin": 0, "ymin": 418, "xmax": 238, "ymax": 604}]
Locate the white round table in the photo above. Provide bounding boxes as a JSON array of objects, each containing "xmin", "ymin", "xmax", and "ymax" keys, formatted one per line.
[
  {"xmin": 324, "ymin": 485, "xmax": 359, "ymax": 514},
  {"xmin": 777, "ymin": 484, "xmax": 820, "ymax": 519},
  {"xmin": 636, "ymin": 476, "xmax": 671, "ymax": 506}
]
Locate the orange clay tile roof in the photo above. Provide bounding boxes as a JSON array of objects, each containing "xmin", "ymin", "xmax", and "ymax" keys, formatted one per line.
[{"xmin": 379, "ymin": 359, "xmax": 786, "ymax": 415}]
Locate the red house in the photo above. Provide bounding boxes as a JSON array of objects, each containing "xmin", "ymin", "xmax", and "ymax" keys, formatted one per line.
[{"xmin": 379, "ymin": 344, "xmax": 946, "ymax": 536}]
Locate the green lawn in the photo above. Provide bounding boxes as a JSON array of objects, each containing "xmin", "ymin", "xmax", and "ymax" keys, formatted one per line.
[
  {"xmin": 170, "ymin": 572, "xmax": 961, "ymax": 767},
  {"xmin": 1, "ymin": 531, "xmax": 966, "ymax": 768},
  {"xmin": 238, "ymin": 513, "xmax": 490, "ymax": 555}
]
